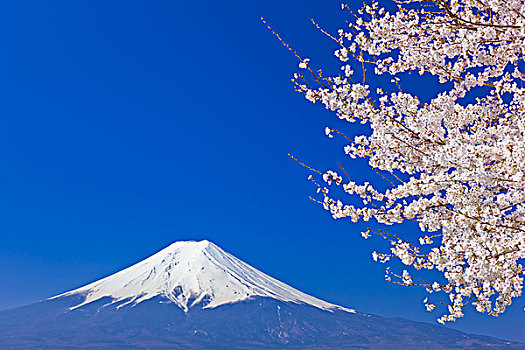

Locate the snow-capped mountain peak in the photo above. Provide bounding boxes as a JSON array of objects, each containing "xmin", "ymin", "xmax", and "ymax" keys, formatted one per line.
[{"xmin": 53, "ymin": 240, "xmax": 355, "ymax": 313}]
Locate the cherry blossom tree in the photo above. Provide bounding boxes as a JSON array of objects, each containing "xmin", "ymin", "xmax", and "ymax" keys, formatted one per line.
[{"xmin": 266, "ymin": 0, "xmax": 525, "ymax": 323}]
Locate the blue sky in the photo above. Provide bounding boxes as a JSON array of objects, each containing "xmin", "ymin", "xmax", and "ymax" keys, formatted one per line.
[{"xmin": 0, "ymin": 0, "xmax": 523, "ymax": 342}]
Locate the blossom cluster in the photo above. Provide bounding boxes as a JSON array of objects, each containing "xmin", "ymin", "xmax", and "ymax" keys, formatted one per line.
[{"xmin": 292, "ymin": 0, "xmax": 525, "ymax": 323}]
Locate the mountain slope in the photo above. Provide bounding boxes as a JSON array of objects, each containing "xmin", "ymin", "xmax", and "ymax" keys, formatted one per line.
[
  {"xmin": 52, "ymin": 240, "xmax": 353, "ymax": 313},
  {"xmin": 0, "ymin": 240, "xmax": 523, "ymax": 350}
]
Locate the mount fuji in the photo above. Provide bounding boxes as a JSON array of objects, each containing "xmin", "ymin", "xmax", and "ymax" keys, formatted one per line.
[
  {"xmin": 53, "ymin": 240, "xmax": 353, "ymax": 314},
  {"xmin": 0, "ymin": 240, "xmax": 523, "ymax": 349}
]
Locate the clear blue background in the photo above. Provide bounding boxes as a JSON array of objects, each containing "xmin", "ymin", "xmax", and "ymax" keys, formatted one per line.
[{"xmin": 0, "ymin": 0, "xmax": 523, "ymax": 342}]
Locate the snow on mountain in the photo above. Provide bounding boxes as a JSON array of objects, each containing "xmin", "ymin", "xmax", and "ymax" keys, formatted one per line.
[{"xmin": 52, "ymin": 240, "xmax": 355, "ymax": 313}]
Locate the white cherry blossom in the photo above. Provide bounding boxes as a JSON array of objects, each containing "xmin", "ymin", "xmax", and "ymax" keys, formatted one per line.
[{"xmin": 271, "ymin": 0, "xmax": 525, "ymax": 323}]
